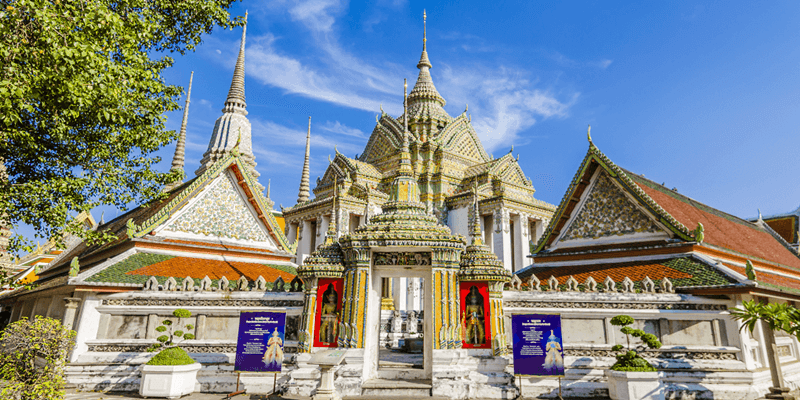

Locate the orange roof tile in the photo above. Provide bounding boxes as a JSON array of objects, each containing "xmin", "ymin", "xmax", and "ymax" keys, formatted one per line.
[{"xmin": 126, "ymin": 257, "xmax": 295, "ymax": 282}]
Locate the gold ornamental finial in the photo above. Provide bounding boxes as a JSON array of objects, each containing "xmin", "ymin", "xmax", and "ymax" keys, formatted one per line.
[
  {"xmin": 587, "ymin": 124, "xmax": 593, "ymax": 146},
  {"xmin": 423, "ymin": 10, "xmax": 427, "ymax": 51},
  {"xmin": 404, "ymin": 78, "xmax": 408, "ymax": 133}
]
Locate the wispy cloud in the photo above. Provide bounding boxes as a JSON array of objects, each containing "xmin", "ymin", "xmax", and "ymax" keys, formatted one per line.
[
  {"xmin": 321, "ymin": 121, "xmax": 366, "ymax": 138},
  {"xmin": 207, "ymin": 0, "xmax": 578, "ymax": 153},
  {"xmin": 438, "ymin": 65, "xmax": 574, "ymax": 151}
]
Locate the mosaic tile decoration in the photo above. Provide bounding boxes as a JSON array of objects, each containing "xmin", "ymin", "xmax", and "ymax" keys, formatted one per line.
[
  {"xmin": 164, "ymin": 173, "xmax": 269, "ymax": 242},
  {"xmin": 562, "ymin": 169, "xmax": 661, "ymax": 241}
]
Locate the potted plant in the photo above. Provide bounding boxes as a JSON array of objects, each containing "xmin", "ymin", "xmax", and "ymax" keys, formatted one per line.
[
  {"xmin": 139, "ymin": 309, "xmax": 200, "ymax": 399},
  {"xmin": 605, "ymin": 315, "xmax": 664, "ymax": 400}
]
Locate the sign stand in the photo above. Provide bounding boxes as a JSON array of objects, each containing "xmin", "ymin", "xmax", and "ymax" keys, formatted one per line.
[
  {"xmin": 558, "ymin": 376, "xmax": 563, "ymax": 400},
  {"xmin": 273, "ymin": 372, "xmax": 278, "ymax": 394},
  {"xmin": 225, "ymin": 373, "xmax": 244, "ymax": 399}
]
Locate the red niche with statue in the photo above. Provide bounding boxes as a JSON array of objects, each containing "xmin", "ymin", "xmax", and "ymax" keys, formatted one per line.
[
  {"xmin": 460, "ymin": 281, "xmax": 491, "ymax": 349},
  {"xmin": 314, "ymin": 278, "xmax": 343, "ymax": 348}
]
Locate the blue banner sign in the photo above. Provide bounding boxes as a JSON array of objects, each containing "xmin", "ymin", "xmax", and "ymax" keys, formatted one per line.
[
  {"xmin": 234, "ymin": 311, "xmax": 286, "ymax": 373},
  {"xmin": 511, "ymin": 314, "xmax": 564, "ymax": 376}
]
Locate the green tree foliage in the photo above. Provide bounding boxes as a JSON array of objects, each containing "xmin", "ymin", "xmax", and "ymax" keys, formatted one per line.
[
  {"xmin": 146, "ymin": 308, "xmax": 196, "ymax": 365},
  {"xmin": 609, "ymin": 314, "xmax": 662, "ymax": 372},
  {"xmin": 731, "ymin": 300, "xmax": 800, "ymax": 338},
  {"xmin": 0, "ymin": 0, "xmax": 242, "ymax": 254},
  {"xmin": 0, "ymin": 316, "xmax": 76, "ymax": 400}
]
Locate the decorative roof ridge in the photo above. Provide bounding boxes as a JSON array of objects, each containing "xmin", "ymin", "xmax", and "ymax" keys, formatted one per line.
[
  {"xmin": 533, "ymin": 142, "xmax": 694, "ymax": 254},
  {"xmin": 129, "ymin": 152, "xmax": 297, "ymax": 254}
]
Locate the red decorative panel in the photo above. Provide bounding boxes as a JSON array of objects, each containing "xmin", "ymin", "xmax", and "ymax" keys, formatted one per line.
[
  {"xmin": 460, "ymin": 282, "xmax": 491, "ymax": 349},
  {"xmin": 314, "ymin": 278, "xmax": 343, "ymax": 348}
]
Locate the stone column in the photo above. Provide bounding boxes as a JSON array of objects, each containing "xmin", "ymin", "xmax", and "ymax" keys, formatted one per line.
[
  {"xmin": 287, "ymin": 223, "xmax": 298, "ymax": 245},
  {"xmin": 146, "ymin": 314, "xmax": 159, "ymax": 339},
  {"xmin": 492, "ymin": 209, "xmax": 512, "ymax": 272},
  {"xmin": 298, "ymin": 220, "xmax": 312, "ymax": 264},
  {"xmin": 195, "ymin": 315, "xmax": 207, "ymax": 340},
  {"xmin": 62, "ymin": 297, "xmax": 81, "ymax": 330},
  {"xmin": 317, "ymin": 216, "xmax": 328, "ymax": 250}
]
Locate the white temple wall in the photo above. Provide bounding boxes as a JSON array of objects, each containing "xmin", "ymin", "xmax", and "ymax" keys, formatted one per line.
[
  {"xmin": 502, "ymin": 290, "xmax": 800, "ymax": 399},
  {"xmin": 65, "ymin": 289, "xmax": 304, "ymax": 393},
  {"xmin": 447, "ymin": 206, "xmax": 469, "ymax": 239}
]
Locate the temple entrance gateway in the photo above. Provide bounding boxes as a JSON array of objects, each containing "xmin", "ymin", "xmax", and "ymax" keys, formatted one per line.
[{"xmin": 366, "ymin": 254, "xmax": 432, "ymax": 380}]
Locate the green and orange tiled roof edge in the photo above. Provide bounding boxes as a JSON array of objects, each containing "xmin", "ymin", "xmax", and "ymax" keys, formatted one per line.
[
  {"xmin": 85, "ymin": 252, "xmax": 297, "ymax": 286},
  {"xmin": 515, "ymin": 257, "xmax": 738, "ymax": 291}
]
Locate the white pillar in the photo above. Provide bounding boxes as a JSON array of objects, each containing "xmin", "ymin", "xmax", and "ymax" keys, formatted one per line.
[
  {"xmin": 407, "ymin": 278, "xmax": 422, "ymax": 310},
  {"xmin": 317, "ymin": 216, "xmax": 328, "ymax": 250},
  {"xmin": 512, "ymin": 215, "xmax": 528, "ymax": 272},
  {"xmin": 298, "ymin": 219, "xmax": 314, "ymax": 264},
  {"xmin": 70, "ymin": 294, "xmax": 101, "ymax": 362},
  {"xmin": 394, "ymin": 277, "xmax": 407, "ymax": 311},
  {"xmin": 287, "ymin": 223, "xmax": 298, "ymax": 245},
  {"xmin": 493, "ymin": 209, "xmax": 512, "ymax": 272}
]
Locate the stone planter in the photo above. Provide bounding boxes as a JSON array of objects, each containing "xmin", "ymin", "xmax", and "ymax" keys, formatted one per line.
[
  {"xmin": 139, "ymin": 363, "xmax": 201, "ymax": 399},
  {"xmin": 605, "ymin": 369, "xmax": 663, "ymax": 400}
]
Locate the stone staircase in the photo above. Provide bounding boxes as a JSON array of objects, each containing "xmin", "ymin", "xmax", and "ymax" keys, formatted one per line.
[{"xmin": 359, "ymin": 378, "xmax": 433, "ymax": 398}]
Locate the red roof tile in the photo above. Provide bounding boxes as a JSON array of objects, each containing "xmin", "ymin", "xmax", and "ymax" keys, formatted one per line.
[
  {"xmin": 631, "ymin": 177, "xmax": 800, "ymax": 271},
  {"xmin": 126, "ymin": 257, "xmax": 295, "ymax": 282}
]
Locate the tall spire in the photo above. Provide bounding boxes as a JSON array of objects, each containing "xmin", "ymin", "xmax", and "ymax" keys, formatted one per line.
[
  {"xmin": 405, "ymin": 10, "xmax": 450, "ymax": 135},
  {"xmin": 297, "ymin": 117, "xmax": 312, "ymax": 203},
  {"xmin": 196, "ymin": 11, "xmax": 260, "ymax": 186},
  {"xmin": 165, "ymin": 71, "xmax": 193, "ymax": 191},
  {"xmin": 226, "ymin": 11, "xmax": 247, "ymax": 108},
  {"xmin": 326, "ymin": 177, "xmax": 338, "ymax": 242}
]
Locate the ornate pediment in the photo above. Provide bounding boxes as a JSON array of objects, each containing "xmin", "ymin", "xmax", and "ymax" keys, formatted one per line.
[
  {"xmin": 360, "ymin": 116, "xmax": 403, "ymax": 164},
  {"xmin": 160, "ymin": 172, "xmax": 274, "ymax": 245},
  {"xmin": 438, "ymin": 116, "xmax": 490, "ymax": 164},
  {"xmin": 558, "ymin": 169, "xmax": 665, "ymax": 243}
]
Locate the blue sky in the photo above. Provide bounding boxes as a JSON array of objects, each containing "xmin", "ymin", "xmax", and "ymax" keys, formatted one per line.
[{"xmin": 18, "ymin": 0, "xmax": 800, "ymax": 245}]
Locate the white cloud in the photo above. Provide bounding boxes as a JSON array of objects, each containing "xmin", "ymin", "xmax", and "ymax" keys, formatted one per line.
[
  {"xmin": 321, "ymin": 121, "xmax": 365, "ymax": 138},
  {"xmin": 598, "ymin": 59, "xmax": 613, "ymax": 69},
  {"xmin": 437, "ymin": 65, "xmax": 574, "ymax": 152}
]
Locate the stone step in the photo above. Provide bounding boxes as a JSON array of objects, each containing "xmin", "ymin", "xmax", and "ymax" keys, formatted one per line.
[{"xmin": 360, "ymin": 378, "xmax": 432, "ymax": 397}]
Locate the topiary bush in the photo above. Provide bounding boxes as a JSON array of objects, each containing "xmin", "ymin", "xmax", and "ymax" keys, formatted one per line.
[
  {"xmin": 146, "ymin": 346, "xmax": 196, "ymax": 366},
  {"xmin": 609, "ymin": 315, "xmax": 662, "ymax": 372},
  {"xmin": 146, "ymin": 309, "xmax": 196, "ymax": 366},
  {"xmin": 0, "ymin": 316, "xmax": 76, "ymax": 400}
]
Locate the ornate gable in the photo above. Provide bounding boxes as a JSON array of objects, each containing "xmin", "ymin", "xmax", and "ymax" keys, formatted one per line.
[
  {"xmin": 490, "ymin": 155, "xmax": 531, "ymax": 188},
  {"xmin": 360, "ymin": 115, "xmax": 403, "ymax": 164},
  {"xmin": 534, "ymin": 142, "xmax": 695, "ymax": 254},
  {"xmin": 438, "ymin": 116, "xmax": 490, "ymax": 163},
  {"xmin": 556, "ymin": 169, "xmax": 665, "ymax": 246},
  {"xmin": 158, "ymin": 171, "xmax": 277, "ymax": 248}
]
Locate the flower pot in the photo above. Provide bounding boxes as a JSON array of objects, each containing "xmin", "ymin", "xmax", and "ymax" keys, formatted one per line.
[
  {"xmin": 139, "ymin": 362, "xmax": 201, "ymax": 399},
  {"xmin": 605, "ymin": 369, "xmax": 663, "ymax": 400}
]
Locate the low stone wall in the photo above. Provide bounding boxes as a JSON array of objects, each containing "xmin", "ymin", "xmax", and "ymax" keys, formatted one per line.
[
  {"xmin": 68, "ymin": 290, "xmax": 304, "ymax": 393},
  {"xmin": 502, "ymin": 290, "xmax": 800, "ymax": 400}
]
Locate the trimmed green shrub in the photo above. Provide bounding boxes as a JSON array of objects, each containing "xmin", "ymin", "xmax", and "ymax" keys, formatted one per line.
[
  {"xmin": 146, "ymin": 346, "xmax": 195, "ymax": 366},
  {"xmin": 147, "ymin": 309, "xmax": 196, "ymax": 365},
  {"xmin": 0, "ymin": 316, "xmax": 76, "ymax": 400},
  {"xmin": 609, "ymin": 314, "xmax": 661, "ymax": 372}
]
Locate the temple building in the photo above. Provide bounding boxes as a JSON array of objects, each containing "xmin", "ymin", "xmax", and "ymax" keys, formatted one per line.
[
  {"xmin": 282, "ymin": 15, "xmax": 555, "ymax": 283},
  {"xmin": 511, "ymin": 133, "xmax": 800, "ymax": 398}
]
